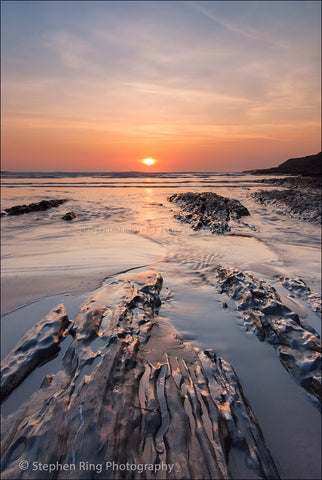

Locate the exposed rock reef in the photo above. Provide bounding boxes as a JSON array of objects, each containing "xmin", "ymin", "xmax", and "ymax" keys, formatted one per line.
[
  {"xmin": 2, "ymin": 199, "xmax": 68, "ymax": 216},
  {"xmin": 279, "ymin": 276, "xmax": 321, "ymax": 314},
  {"xmin": 1, "ymin": 305, "xmax": 70, "ymax": 403},
  {"xmin": 1, "ymin": 272, "xmax": 279, "ymax": 480},
  {"xmin": 251, "ymin": 179, "xmax": 321, "ymax": 224},
  {"xmin": 248, "ymin": 152, "xmax": 321, "ymax": 176},
  {"xmin": 257, "ymin": 176, "xmax": 321, "ymax": 190},
  {"xmin": 214, "ymin": 267, "xmax": 321, "ymax": 406},
  {"xmin": 168, "ymin": 192, "xmax": 250, "ymax": 233},
  {"xmin": 62, "ymin": 211, "xmax": 77, "ymax": 220}
]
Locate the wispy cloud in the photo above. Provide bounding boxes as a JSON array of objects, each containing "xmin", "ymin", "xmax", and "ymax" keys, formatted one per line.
[
  {"xmin": 2, "ymin": 1, "xmax": 321, "ymax": 170},
  {"xmin": 188, "ymin": 1, "xmax": 270, "ymax": 42}
]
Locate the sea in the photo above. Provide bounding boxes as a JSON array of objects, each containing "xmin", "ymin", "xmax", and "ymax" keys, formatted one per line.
[{"xmin": 1, "ymin": 171, "xmax": 321, "ymax": 479}]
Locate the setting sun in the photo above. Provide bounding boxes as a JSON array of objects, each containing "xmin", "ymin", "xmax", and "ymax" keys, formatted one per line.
[{"xmin": 142, "ymin": 157, "xmax": 155, "ymax": 166}]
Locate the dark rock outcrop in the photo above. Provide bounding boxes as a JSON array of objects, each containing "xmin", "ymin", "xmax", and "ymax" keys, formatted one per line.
[
  {"xmin": 1, "ymin": 305, "xmax": 70, "ymax": 403},
  {"xmin": 3, "ymin": 199, "xmax": 68, "ymax": 216},
  {"xmin": 279, "ymin": 276, "xmax": 321, "ymax": 314},
  {"xmin": 168, "ymin": 192, "xmax": 250, "ymax": 233},
  {"xmin": 62, "ymin": 211, "xmax": 77, "ymax": 220},
  {"xmin": 251, "ymin": 186, "xmax": 321, "ymax": 224},
  {"xmin": 257, "ymin": 176, "xmax": 321, "ymax": 190},
  {"xmin": 215, "ymin": 267, "xmax": 321, "ymax": 406},
  {"xmin": 249, "ymin": 152, "xmax": 321, "ymax": 176},
  {"xmin": 0, "ymin": 272, "xmax": 279, "ymax": 480}
]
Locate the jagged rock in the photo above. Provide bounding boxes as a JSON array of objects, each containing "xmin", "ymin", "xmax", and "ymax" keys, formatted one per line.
[
  {"xmin": 0, "ymin": 305, "xmax": 70, "ymax": 403},
  {"xmin": 62, "ymin": 211, "xmax": 77, "ymax": 221},
  {"xmin": 280, "ymin": 276, "xmax": 321, "ymax": 314},
  {"xmin": 168, "ymin": 192, "xmax": 250, "ymax": 233},
  {"xmin": 215, "ymin": 267, "xmax": 321, "ymax": 405},
  {"xmin": 257, "ymin": 176, "xmax": 321, "ymax": 190},
  {"xmin": 251, "ymin": 188, "xmax": 321, "ymax": 224},
  {"xmin": 0, "ymin": 272, "xmax": 279, "ymax": 480},
  {"xmin": 4, "ymin": 199, "xmax": 68, "ymax": 216}
]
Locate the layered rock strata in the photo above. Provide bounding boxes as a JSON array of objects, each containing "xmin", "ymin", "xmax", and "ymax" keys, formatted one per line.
[
  {"xmin": 1, "ymin": 272, "xmax": 279, "ymax": 480},
  {"xmin": 257, "ymin": 176, "xmax": 321, "ymax": 190},
  {"xmin": 279, "ymin": 276, "xmax": 321, "ymax": 314},
  {"xmin": 168, "ymin": 192, "xmax": 250, "ymax": 233},
  {"xmin": 215, "ymin": 267, "xmax": 321, "ymax": 406},
  {"xmin": 1, "ymin": 305, "xmax": 70, "ymax": 402},
  {"xmin": 251, "ymin": 188, "xmax": 321, "ymax": 224}
]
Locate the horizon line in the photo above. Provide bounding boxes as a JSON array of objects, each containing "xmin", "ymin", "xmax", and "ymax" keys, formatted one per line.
[{"xmin": 1, "ymin": 170, "xmax": 245, "ymax": 174}]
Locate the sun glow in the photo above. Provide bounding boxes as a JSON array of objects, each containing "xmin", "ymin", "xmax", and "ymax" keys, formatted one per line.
[{"xmin": 142, "ymin": 157, "xmax": 155, "ymax": 166}]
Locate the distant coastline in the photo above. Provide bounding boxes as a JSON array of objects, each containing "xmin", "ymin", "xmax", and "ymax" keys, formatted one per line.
[{"xmin": 245, "ymin": 152, "xmax": 321, "ymax": 176}]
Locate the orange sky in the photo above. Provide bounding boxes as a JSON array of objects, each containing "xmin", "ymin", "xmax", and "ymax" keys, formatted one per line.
[{"xmin": 1, "ymin": 1, "xmax": 321, "ymax": 172}]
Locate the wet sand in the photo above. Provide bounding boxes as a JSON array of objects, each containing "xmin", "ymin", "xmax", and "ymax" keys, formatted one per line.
[
  {"xmin": 1, "ymin": 172, "xmax": 321, "ymax": 479},
  {"xmin": 1, "ymin": 273, "xmax": 105, "ymax": 315}
]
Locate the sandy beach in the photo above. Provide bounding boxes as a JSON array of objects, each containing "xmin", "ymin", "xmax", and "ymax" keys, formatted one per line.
[
  {"xmin": 2, "ymin": 0, "xmax": 321, "ymax": 477},
  {"xmin": 1, "ymin": 171, "xmax": 321, "ymax": 479}
]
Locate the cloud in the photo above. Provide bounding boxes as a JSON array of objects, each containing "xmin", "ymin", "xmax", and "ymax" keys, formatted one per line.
[
  {"xmin": 188, "ymin": 1, "xmax": 272, "ymax": 43},
  {"xmin": 2, "ymin": 0, "xmax": 320, "ymax": 165},
  {"xmin": 43, "ymin": 31, "xmax": 100, "ymax": 72}
]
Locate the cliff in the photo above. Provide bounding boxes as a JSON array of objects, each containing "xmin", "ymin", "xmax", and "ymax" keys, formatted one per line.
[{"xmin": 248, "ymin": 152, "xmax": 321, "ymax": 176}]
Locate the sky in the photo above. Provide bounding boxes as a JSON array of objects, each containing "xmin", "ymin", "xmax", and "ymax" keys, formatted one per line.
[{"xmin": 1, "ymin": 0, "xmax": 321, "ymax": 172}]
